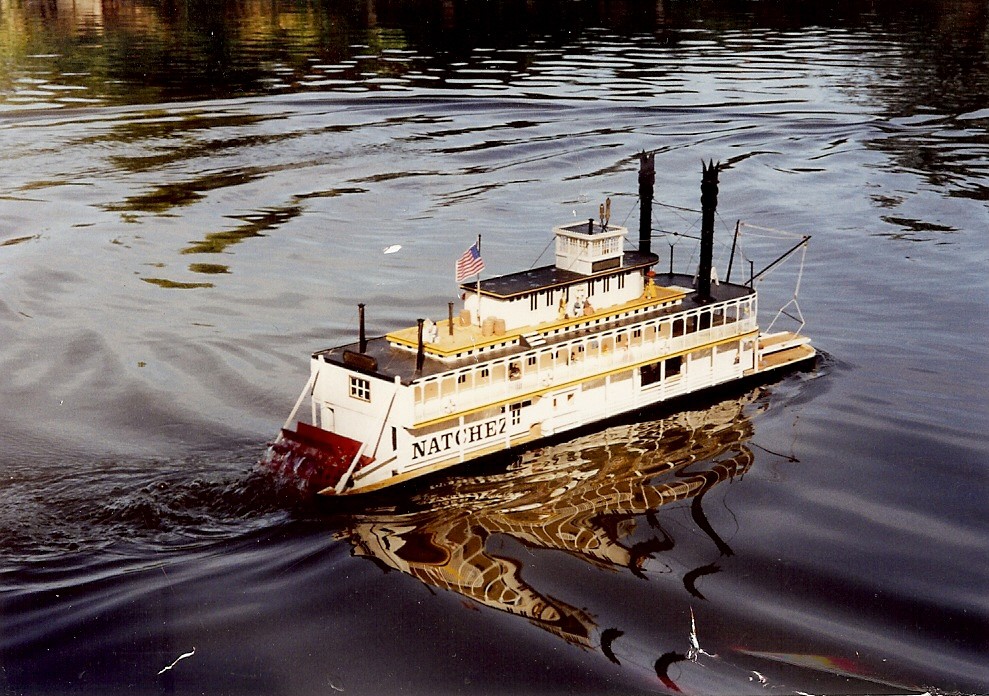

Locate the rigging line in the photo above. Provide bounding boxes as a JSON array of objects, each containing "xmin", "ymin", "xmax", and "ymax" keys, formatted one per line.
[
  {"xmin": 793, "ymin": 242, "xmax": 808, "ymax": 298},
  {"xmin": 750, "ymin": 236, "xmax": 811, "ymax": 284},
  {"xmin": 620, "ymin": 198, "xmax": 636, "ymax": 229},
  {"xmin": 738, "ymin": 222, "xmax": 806, "ymax": 239},
  {"xmin": 653, "ymin": 199, "xmax": 701, "ymax": 215},
  {"xmin": 766, "ymin": 299, "xmax": 806, "ymax": 335},
  {"xmin": 653, "ymin": 199, "xmax": 701, "ymax": 229},
  {"xmin": 653, "ymin": 228, "xmax": 702, "ymax": 242},
  {"xmin": 764, "ymin": 242, "xmax": 810, "ymax": 335},
  {"xmin": 622, "ymin": 199, "xmax": 641, "ymax": 252},
  {"xmin": 528, "ymin": 234, "xmax": 556, "ymax": 270}
]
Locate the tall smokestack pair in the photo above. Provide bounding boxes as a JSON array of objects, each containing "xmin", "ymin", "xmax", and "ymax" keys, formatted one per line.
[{"xmin": 638, "ymin": 153, "xmax": 720, "ymax": 303}]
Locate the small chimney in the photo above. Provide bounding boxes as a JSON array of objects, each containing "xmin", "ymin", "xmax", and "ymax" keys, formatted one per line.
[
  {"xmin": 415, "ymin": 318, "xmax": 425, "ymax": 372},
  {"xmin": 638, "ymin": 151, "xmax": 655, "ymax": 255},
  {"xmin": 696, "ymin": 160, "xmax": 720, "ymax": 303},
  {"xmin": 358, "ymin": 303, "xmax": 367, "ymax": 353}
]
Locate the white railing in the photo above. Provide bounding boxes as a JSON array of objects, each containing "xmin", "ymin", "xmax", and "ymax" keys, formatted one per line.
[{"xmin": 413, "ymin": 316, "xmax": 755, "ymax": 424}]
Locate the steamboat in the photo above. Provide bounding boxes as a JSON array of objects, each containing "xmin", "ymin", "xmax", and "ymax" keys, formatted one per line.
[{"xmin": 269, "ymin": 155, "xmax": 815, "ymax": 496}]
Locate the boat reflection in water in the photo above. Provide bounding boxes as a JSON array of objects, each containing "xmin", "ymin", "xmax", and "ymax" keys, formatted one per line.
[{"xmin": 334, "ymin": 389, "xmax": 763, "ymax": 655}]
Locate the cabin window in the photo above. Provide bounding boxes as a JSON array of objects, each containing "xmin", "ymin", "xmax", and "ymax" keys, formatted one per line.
[
  {"xmin": 457, "ymin": 373, "xmax": 468, "ymax": 384},
  {"xmin": 665, "ymin": 355, "xmax": 682, "ymax": 378},
  {"xmin": 603, "ymin": 276, "xmax": 611, "ymax": 293},
  {"xmin": 349, "ymin": 376, "xmax": 371, "ymax": 402},
  {"xmin": 479, "ymin": 367, "xmax": 490, "ymax": 379},
  {"xmin": 641, "ymin": 362, "xmax": 662, "ymax": 387},
  {"xmin": 530, "ymin": 293, "xmax": 538, "ymax": 311},
  {"xmin": 508, "ymin": 401, "xmax": 529, "ymax": 425},
  {"xmin": 618, "ymin": 273, "xmax": 626, "ymax": 290},
  {"xmin": 527, "ymin": 355, "xmax": 537, "ymax": 367}
]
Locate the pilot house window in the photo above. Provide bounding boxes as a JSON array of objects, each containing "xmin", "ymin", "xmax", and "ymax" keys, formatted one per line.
[{"xmin": 349, "ymin": 376, "xmax": 371, "ymax": 401}]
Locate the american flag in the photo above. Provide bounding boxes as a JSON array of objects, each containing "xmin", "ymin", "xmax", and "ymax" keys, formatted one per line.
[{"xmin": 455, "ymin": 242, "xmax": 485, "ymax": 282}]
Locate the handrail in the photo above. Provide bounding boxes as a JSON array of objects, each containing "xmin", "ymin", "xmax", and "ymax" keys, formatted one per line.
[{"xmin": 412, "ymin": 321, "xmax": 756, "ymax": 426}]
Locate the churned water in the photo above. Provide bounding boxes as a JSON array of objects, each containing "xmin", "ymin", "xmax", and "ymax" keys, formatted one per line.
[{"xmin": 1, "ymin": 1, "xmax": 987, "ymax": 693}]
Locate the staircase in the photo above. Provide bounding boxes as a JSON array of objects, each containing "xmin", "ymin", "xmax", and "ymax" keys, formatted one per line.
[{"xmin": 521, "ymin": 331, "xmax": 547, "ymax": 348}]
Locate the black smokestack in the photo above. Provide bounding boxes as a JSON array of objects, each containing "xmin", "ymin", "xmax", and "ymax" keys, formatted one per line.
[
  {"xmin": 358, "ymin": 303, "xmax": 367, "ymax": 353},
  {"xmin": 638, "ymin": 151, "xmax": 655, "ymax": 255},
  {"xmin": 696, "ymin": 160, "xmax": 719, "ymax": 302},
  {"xmin": 416, "ymin": 318, "xmax": 425, "ymax": 372}
]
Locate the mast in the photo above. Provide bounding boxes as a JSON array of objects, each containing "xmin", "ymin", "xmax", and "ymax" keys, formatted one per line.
[{"xmin": 475, "ymin": 233, "xmax": 482, "ymax": 326}]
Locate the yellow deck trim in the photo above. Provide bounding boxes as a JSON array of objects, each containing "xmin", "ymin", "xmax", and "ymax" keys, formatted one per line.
[
  {"xmin": 385, "ymin": 286, "xmax": 686, "ymax": 357},
  {"xmin": 410, "ymin": 329, "xmax": 758, "ymax": 429}
]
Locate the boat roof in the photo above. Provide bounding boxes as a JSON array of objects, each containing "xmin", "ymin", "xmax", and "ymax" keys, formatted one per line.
[
  {"xmin": 317, "ymin": 273, "xmax": 755, "ymax": 386},
  {"xmin": 462, "ymin": 250, "xmax": 659, "ymax": 299}
]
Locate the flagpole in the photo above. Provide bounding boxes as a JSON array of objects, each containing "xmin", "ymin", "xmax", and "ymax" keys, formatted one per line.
[{"xmin": 475, "ymin": 233, "xmax": 482, "ymax": 327}]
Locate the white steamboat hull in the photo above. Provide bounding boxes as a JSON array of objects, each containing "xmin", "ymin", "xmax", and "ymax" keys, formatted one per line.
[{"xmin": 271, "ymin": 326, "xmax": 813, "ymax": 496}]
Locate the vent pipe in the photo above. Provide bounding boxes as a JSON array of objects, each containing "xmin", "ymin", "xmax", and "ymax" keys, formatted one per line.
[
  {"xmin": 638, "ymin": 151, "xmax": 655, "ymax": 255},
  {"xmin": 358, "ymin": 303, "xmax": 367, "ymax": 353},
  {"xmin": 696, "ymin": 160, "xmax": 720, "ymax": 302},
  {"xmin": 415, "ymin": 318, "xmax": 425, "ymax": 372}
]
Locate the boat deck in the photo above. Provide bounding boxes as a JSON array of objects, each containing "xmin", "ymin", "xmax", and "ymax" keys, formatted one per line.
[
  {"xmin": 384, "ymin": 283, "xmax": 687, "ymax": 358},
  {"xmin": 318, "ymin": 274, "xmax": 755, "ymax": 385}
]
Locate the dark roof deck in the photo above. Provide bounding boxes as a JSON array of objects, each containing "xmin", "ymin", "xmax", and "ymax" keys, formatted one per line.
[{"xmin": 463, "ymin": 250, "xmax": 659, "ymax": 299}]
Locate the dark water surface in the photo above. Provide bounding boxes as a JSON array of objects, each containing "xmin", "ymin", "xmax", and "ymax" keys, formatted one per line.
[{"xmin": 2, "ymin": 0, "xmax": 988, "ymax": 694}]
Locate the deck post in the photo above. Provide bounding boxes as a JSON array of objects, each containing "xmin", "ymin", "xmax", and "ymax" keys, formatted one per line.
[{"xmin": 281, "ymin": 371, "xmax": 318, "ymax": 431}]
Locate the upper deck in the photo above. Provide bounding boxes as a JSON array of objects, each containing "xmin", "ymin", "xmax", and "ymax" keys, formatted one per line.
[
  {"xmin": 470, "ymin": 249, "xmax": 658, "ymax": 299},
  {"xmin": 316, "ymin": 273, "xmax": 756, "ymax": 386}
]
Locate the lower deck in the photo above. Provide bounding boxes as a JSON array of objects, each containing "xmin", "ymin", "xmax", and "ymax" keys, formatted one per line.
[{"xmin": 325, "ymin": 329, "xmax": 813, "ymax": 494}]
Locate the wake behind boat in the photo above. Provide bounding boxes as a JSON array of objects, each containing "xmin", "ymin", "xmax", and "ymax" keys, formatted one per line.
[{"xmin": 266, "ymin": 155, "xmax": 815, "ymax": 496}]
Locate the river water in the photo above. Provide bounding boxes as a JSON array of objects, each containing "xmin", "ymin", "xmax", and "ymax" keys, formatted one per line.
[{"xmin": 1, "ymin": 0, "xmax": 987, "ymax": 694}]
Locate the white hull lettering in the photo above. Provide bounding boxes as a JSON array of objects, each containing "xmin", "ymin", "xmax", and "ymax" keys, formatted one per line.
[{"xmin": 411, "ymin": 416, "xmax": 508, "ymax": 460}]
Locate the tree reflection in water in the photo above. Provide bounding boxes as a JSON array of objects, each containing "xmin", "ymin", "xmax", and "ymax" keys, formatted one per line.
[{"xmin": 333, "ymin": 391, "xmax": 765, "ymax": 663}]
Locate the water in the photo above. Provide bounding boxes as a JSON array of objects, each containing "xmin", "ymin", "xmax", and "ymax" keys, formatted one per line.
[{"xmin": 1, "ymin": 0, "xmax": 988, "ymax": 693}]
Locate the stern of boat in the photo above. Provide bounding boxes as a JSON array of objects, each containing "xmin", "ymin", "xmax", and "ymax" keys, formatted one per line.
[
  {"xmin": 751, "ymin": 330, "xmax": 816, "ymax": 375},
  {"xmin": 265, "ymin": 422, "xmax": 374, "ymax": 495}
]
